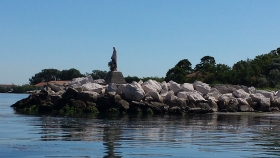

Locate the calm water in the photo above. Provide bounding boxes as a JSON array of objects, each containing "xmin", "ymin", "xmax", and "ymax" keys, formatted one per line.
[{"xmin": 1, "ymin": 93, "xmax": 280, "ymax": 158}]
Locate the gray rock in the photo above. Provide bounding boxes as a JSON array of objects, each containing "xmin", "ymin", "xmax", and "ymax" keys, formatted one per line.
[
  {"xmin": 165, "ymin": 91, "xmax": 176, "ymax": 102},
  {"xmin": 250, "ymin": 93, "xmax": 266, "ymax": 102},
  {"xmin": 204, "ymin": 88, "xmax": 222, "ymax": 101},
  {"xmin": 180, "ymin": 83, "xmax": 194, "ymax": 91},
  {"xmin": 237, "ymin": 98, "xmax": 249, "ymax": 105},
  {"xmin": 259, "ymin": 97, "xmax": 271, "ymax": 112},
  {"xmin": 233, "ymin": 89, "xmax": 250, "ymax": 98},
  {"xmin": 185, "ymin": 90, "xmax": 206, "ymax": 103},
  {"xmin": 82, "ymin": 83, "xmax": 104, "ymax": 93},
  {"xmin": 117, "ymin": 84, "xmax": 145, "ymax": 102},
  {"xmin": 78, "ymin": 91, "xmax": 99, "ymax": 102},
  {"xmin": 146, "ymin": 91, "xmax": 163, "ymax": 103},
  {"xmin": 93, "ymin": 79, "xmax": 106, "ymax": 84},
  {"xmin": 213, "ymin": 84, "xmax": 236, "ymax": 94},
  {"xmin": 218, "ymin": 94, "xmax": 235, "ymax": 110},
  {"xmin": 256, "ymin": 90, "xmax": 274, "ymax": 101},
  {"xmin": 142, "ymin": 79, "xmax": 162, "ymax": 93},
  {"xmin": 47, "ymin": 82, "xmax": 64, "ymax": 92},
  {"xmin": 168, "ymin": 81, "xmax": 181, "ymax": 94},
  {"xmin": 107, "ymin": 83, "xmax": 118, "ymax": 95},
  {"xmin": 193, "ymin": 81, "xmax": 211, "ymax": 95}
]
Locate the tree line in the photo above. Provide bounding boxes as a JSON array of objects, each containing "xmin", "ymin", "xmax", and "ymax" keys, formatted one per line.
[
  {"xmin": 165, "ymin": 47, "xmax": 280, "ymax": 88},
  {"xmin": 28, "ymin": 47, "xmax": 280, "ymax": 89}
]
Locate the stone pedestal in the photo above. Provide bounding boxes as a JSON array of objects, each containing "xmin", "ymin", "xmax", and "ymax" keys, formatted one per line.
[{"xmin": 105, "ymin": 71, "xmax": 126, "ymax": 84}]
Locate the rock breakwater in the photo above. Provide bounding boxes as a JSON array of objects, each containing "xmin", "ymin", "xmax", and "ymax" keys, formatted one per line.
[{"xmin": 11, "ymin": 76, "xmax": 280, "ymax": 115}]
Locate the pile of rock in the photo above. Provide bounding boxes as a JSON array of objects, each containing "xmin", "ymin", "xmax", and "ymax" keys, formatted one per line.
[{"xmin": 11, "ymin": 76, "xmax": 280, "ymax": 115}]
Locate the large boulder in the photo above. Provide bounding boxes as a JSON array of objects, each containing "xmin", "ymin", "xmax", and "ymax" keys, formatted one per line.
[
  {"xmin": 255, "ymin": 90, "xmax": 274, "ymax": 101},
  {"xmin": 107, "ymin": 83, "xmax": 118, "ymax": 95},
  {"xmin": 180, "ymin": 83, "xmax": 194, "ymax": 91},
  {"xmin": 165, "ymin": 91, "xmax": 176, "ymax": 102},
  {"xmin": 208, "ymin": 98, "xmax": 218, "ymax": 112},
  {"xmin": 68, "ymin": 76, "xmax": 94, "ymax": 87},
  {"xmin": 213, "ymin": 84, "xmax": 236, "ymax": 94},
  {"xmin": 233, "ymin": 89, "xmax": 250, "ymax": 99},
  {"xmin": 177, "ymin": 91, "xmax": 189, "ymax": 100},
  {"xmin": 160, "ymin": 81, "xmax": 169, "ymax": 95},
  {"xmin": 47, "ymin": 82, "xmax": 64, "ymax": 92},
  {"xmin": 81, "ymin": 83, "xmax": 104, "ymax": 93},
  {"xmin": 78, "ymin": 91, "xmax": 99, "ymax": 103},
  {"xmin": 146, "ymin": 91, "xmax": 163, "ymax": 103},
  {"xmin": 141, "ymin": 79, "xmax": 162, "ymax": 93},
  {"xmin": 185, "ymin": 90, "xmax": 206, "ymax": 103},
  {"xmin": 259, "ymin": 97, "xmax": 271, "ymax": 112},
  {"xmin": 250, "ymin": 93, "xmax": 266, "ymax": 102},
  {"xmin": 204, "ymin": 88, "xmax": 222, "ymax": 101},
  {"xmin": 237, "ymin": 98, "xmax": 249, "ymax": 105},
  {"xmin": 218, "ymin": 94, "xmax": 235, "ymax": 110},
  {"xmin": 168, "ymin": 81, "xmax": 181, "ymax": 94},
  {"xmin": 131, "ymin": 81, "xmax": 145, "ymax": 94},
  {"xmin": 117, "ymin": 84, "xmax": 145, "ymax": 102},
  {"xmin": 193, "ymin": 81, "xmax": 211, "ymax": 95}
]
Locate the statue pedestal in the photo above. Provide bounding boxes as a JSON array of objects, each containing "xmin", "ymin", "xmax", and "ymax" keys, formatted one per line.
[{"xmin": 105, "ymin": 71, "xmax": 126, "ymax": 84}]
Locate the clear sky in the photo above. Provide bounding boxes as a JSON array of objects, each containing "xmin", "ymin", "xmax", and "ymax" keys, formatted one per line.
[{"xmin": 1, "ymin": 0, "xmax": 280, "ymax": 85}]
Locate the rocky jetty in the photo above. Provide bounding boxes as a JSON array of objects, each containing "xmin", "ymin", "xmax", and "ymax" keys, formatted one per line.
[{"xmin": 11, "ymin": 76, "xmax": 280, "ymax": 115}]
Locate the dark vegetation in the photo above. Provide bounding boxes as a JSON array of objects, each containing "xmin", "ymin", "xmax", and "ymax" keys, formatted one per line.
[{"xmin": 165, "ymin": 47, "xmax": 280, "ymax": 89}]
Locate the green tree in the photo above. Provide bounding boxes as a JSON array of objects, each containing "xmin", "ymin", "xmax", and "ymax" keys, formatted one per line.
[
  {"xmin": 165, "ymin": 67, "xmax": 187, "ymax": 83},
  {"xmin": 60, "ymin": 68, "xmax": 84, "ymax": 80},
  {"xmin": 165, "ymin": 59, "xmax": 193, "ymax": 83},
  {"xmin": 29, "ymin": 68, "xmax": 61, "ymax": 85},
  {"xmin": 214, "ymin": 64, "xmax": 232, "ymax": 84},
  {"xmin": 125, "ymin": 76, "xmax": 141, "ymax": 83},
  {"xmin": 195, "ymin": 56, "xmax": 216, "ymax": 71},
  {"xmin": 89, "ymin": 70, "xmax": 108, "ymax": 80}
]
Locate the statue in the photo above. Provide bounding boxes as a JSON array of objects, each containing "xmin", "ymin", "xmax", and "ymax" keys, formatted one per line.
[
  {"xmin": 108, "ymin": 47, "xmax": 117, "ymax": 71},
  {"xmin": 105, "ymin": 46, "xmax": 126, "ymax": 84}
]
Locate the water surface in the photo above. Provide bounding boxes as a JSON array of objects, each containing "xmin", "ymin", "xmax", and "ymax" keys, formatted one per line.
[{"xmin": 1, "ymin": 93, "xmax": 280, "ymax": 158}]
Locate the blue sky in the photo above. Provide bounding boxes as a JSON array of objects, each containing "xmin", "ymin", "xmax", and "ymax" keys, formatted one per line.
[{"xmin": 1, "ymin": 0, "xmax": 280, "ymax": 85}]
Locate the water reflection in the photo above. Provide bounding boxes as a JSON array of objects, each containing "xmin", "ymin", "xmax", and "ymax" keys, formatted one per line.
[{"xmin": 24, "ymin": 113, "xmax": 280, "ymax": 157}]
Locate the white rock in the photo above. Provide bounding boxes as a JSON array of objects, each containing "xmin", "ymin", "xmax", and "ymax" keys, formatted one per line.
[
  {"xmin": 117, "ymin": 84, "xmax": 145, "ymax": 101},
  {"xmin": 81, "ymin": 83, "xmax": 104, "ymax": 93},
  {"xmin": 233, "ymin": 89, "xmax": 250, "ymax": 98},
  {"xmin": 161, "ymin": 81, "xmax": 169, "ymax": 94},
  {"xmin": 256, "ymin": 90, "xmax": 274, "ymax": 101},
  {"xmin": 138, "ymin": 80, "xmax": 143, "ymax": 85},
  {"xmin": 275, "ymin": 90, "xmax": 280, "ymax": 98},
  {"xmin": 131, "ymin": 81, "xmax": 145, "ymax": 94},
  {"xmin": 141, "ymin": 79, "xmax": 162, "ymax": 93},
  {"xmin": 168, "ymin": 81, "xmax": 181, "ymax": 94},
  {"xmin": 237, "ymin": 98, "xmax": 249, "ymax": 105},
  {"xmin": 146, "ymin": 91, "xmax": 163, "ymax": 103},
  {"xmin": 68, "ymin": 76, "xmax": 94, "ymax": 87},
  {"xmin": 180, "ymin": 83, "xmax": 194, "ymax": 91},
  {"xmin": 177, "ymin": 91, "xmax": 189, "ymax": 100},
  {"xmin": 93, "ymin": 79, "xmax": 105, "ymax": 84},
  {"xmin": 204, "ymin": 88, "xmax": 222, "ymax": 101},
  {"xmin": 165, "ymin": 91, "xmax": 176, "ymax": 102},
  {"xmin": 185, "ymin": 90, "xmax": 206, "ymax": 102},
  {"xmin": 250, "ymin": 93, "xmax": 266, "ymax": 102},
  {"xmin": 248, "ymin": 87, "xmax": 256, "ymax": 94},
  {"xmin": 193, "ymin": 81, "xmax": 211, "ymax": 95},
  {"xmin": 107, "ymin": 83, "xmax": 117, "ymax": 95}
]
